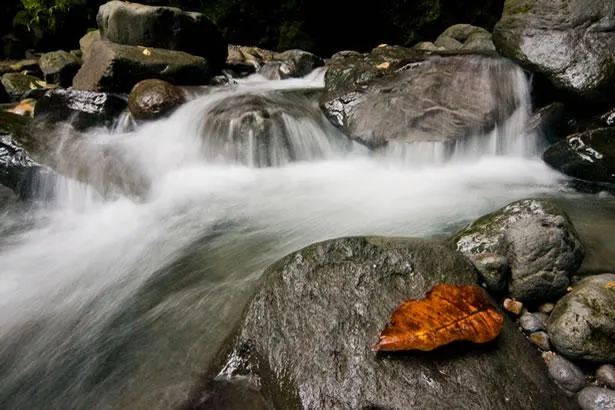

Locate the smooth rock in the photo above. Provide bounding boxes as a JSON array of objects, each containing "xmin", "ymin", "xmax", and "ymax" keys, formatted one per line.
[
  {"xmin": 434, "ymin": 24, "xmax": 495, "ymax": 52},
  {"xmin": 547, "ymin": 274, "xmax": 615, "ymax": 362},
  {"xmin": 128, "ymin": 79, "xmax": 185, "ymax": 120},
  {"xmin": 257, "ymin": 49, "xmax": 323, "ymax": 80},
  {"xmin": 520, "ymin": 312, "xmax": 545, "ymax": 333},
  {"xmin": 73, "ymin": 40, "xmax": 210, "ymax": 92},
  {"xmin": 597, "ymin": 365, "xmax": 615, "ymax": 390},
  {"xmin": 540, "ymin": 303, "xmax": 556, "ymax": 314},
  {"xmin": 1, "ymin": 73, "xmax": 48, "ymax": 101},
  {"xmin": 39, "ymin": 50, "xmax": 81, "ymax": 87},
  {"xmin": 79, "ymin": 30, "xmax": 101, "ymax": 60},
  {"xmin": 503, "ymin": 298, "xmax": 524, "ymax": 316},
  {"xmin": 202, "ymin": 236, "xmax": 578, "ymax": 409},
  {"xmin": 543, "ymin": 128, "xmax": 615, "ymax": 184},
  {"xmin": 455, "ymin": 199, "xmax": 584, "ymax": 304},
  {"xmin": 97, "ymin": 1, "xmax": 226, "ymax": 71},
  {"xmin": 577, "ymin": 386, "xmax": 615, "ymax": 410},
  {"xmin": 530, "ymin": 331, "xmax": 551, "ymax": 351},
  {"xmin": 543, "ymin": 351, "xmax": 586, "ymax": 394},
  {"xmin": 493, "ymin": 0, "xmax": 615, "ymax": 101}
]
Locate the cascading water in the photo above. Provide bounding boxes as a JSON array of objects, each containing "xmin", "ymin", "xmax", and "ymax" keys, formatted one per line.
[{"xmin": 0, "ymin": 60, "xmax": 589, "ymax": 409}]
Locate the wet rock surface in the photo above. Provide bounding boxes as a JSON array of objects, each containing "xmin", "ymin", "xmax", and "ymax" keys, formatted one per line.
[
  {"xmin": 455, "ymin": 199, "xmax": 584, "ymax": 304},
  {"xmin": 493, "ymin": 0, "xmax": 615, "ymax": 101},
  {"xmin": 577, "ymin": 386, "xmax": 615, "ymax": 410},
  {"xmin": 72, "ymin": 40, "xmax": 210, "ymax": 93},
  {"xmin": 543, "ymin": 128, "xmax": 615, "ymax": 184},
  {"xmin": 203, "ymin": 236, "xmax": 578, "ymax": 410},
  {"xmin": 597, "ymin": 365, "xmax": 615, "ymax": 390},
  {"xmin": 1, "ymin": 73, "xmax": 48, "ymax": 101},
  {"xmin": 434, "ymin": 24, "xmax": 495, "ymax": 52},
  {"xmin": 128, "ymin": 79, "xmax": 185, "ymax": 120},
  {"xmin": 547, "ymin": 274, "xmax": 615, "ymax": 362},
  {"xmin": 39, "ymin": 50, "xmax": 81, "ymax": 87},
  {"xmin": 543, "ymin": 351, "xmax": 586, "ymax": 394}
]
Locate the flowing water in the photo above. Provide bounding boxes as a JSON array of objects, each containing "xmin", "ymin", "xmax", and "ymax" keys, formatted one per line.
[{"xmin": 0, "ymin": 63, "xmax": 612, "ymax": 409}]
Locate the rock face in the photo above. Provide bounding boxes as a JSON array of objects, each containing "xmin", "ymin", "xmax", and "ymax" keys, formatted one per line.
[
  {"xmin": 543, "ymin": 128, "xmax": 615, "ymax": 184},
  {"xmin": 97, "ymin": 1, "xmax": 227, "ymax": 71},
  {"xmin": 455, "ymin": 199, "xmax": 584, "ymax": 304},
  {"xmin": 202, "ymin": 236, "xmax": 578, "ymax": 409},
  {"xmin": 39, "ymin": 50, "xmax": 81, "ymax": 87},
  {"xmin": 128, "ymin": 79, "xmax": 185, "ymax": 120},
  {"xmin": 547, "ymin": 274, "xmax": 615, "ymax": 362},
  {"xmin": 493, "ymin": 0, "xmax": 615, "ymax": 101},
  {"xmin": 73, "ymin": 40, "xmax": 210, "ymax": 92},
  {"xmin": 321, "ymin": 52, "xmax": 524, "ymax": 148},
  {"xmin": 33, "ymin": 88, "xmax": 127, "ymax": 130}
]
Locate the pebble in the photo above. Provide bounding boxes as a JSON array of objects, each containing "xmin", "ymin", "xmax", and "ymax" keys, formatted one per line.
[
  {"xmin": 539, "ymin": 302, "xmax": 555, "ymax": 314},
  {"xmin": 597, "ymin": 365, "xmax": 615, "ymax": 390},
  {"xmin": 520, "ymin": 312, "xmax": 544, "ymax": 333},
  {"xmin": 529, "ymin": 331, "xmax": 551, "ymax": 351},
  {"xmin": 577, "ymin": 386, "xmax": 615, "ymax": 410},
  {"xmin": 542, "ymin": 351, "xmax": 586, "ymax": 393},
  {"xmin": 503, "ymin": 298, "xmax": 524, "ymax": 316},
  {"xmin": 533, "ymin": 312, "xmax": 549, "ymax": 327}
]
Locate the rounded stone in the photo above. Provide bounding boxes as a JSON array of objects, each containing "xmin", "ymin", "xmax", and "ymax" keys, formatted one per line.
[
  {"xmin": 597, "ymin": 365, "xmax": 615, "ymax": 390},
  {"xmin": 128, "ymin": 79, "xmax": 186, "ymax": 121},
  {"xmin": 577, "ymin": 386, "xmax": 615, "ymax": 410},
  {"xmin": 542, "ymin": 351, "xmax": 586, "ymax": 394},
  {"xmin": 520, "ymin": 312, "xmax": 545, "ymax": 333},
  {"xmin": 529, "ymin": 331, "xmax": 551, "ymax": 351}
]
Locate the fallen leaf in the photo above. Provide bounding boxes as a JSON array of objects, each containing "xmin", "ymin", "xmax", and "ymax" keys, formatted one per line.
[
  {"xmin": 142, "ymin": 48, "xmax": 151, "ymax": 56},
  {"xmin": 7, "ymin": 99, "xmax": 35, "ymax": 116},
  {"xmin": 604, "ymin": 281, "xmax": 615, "ymax": 290},
  {"xmin": 377, "ymin": 43, "xmax": 388, "ymax": 48},
  {"xmin": 374, "ymin": 283, "xmax": 504, "ymax": 352},
  {"xmin": 376, "ymin": 62, "xmax": 390, "ymax": 70}
]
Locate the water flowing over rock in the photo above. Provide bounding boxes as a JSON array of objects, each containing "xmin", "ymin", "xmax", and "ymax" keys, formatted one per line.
[
  {"xmin": 321, "ymin": 52, "xmax": 534, "ymax": 158},
  {"xmin": 543, "ymin": 128, "xmax": 615, "ymax": 184},
  {"xmin": 97, "ymin": 1, "xmax": 227, "ymax": 71},
  {"xmin": 547, "ymin": 274, "xmax": 615, "ymax": 362},
  {"xmin": 201, "ymin": 237, "xmax": 578, "ymax": 409},
  {"xmin": 493, "ymin": 0, "xmax": 615, "ymax": 101},
  {"xmin": 73, "ymin": 40, "xmax": 210, "ymax": 93},
  {"xmin": 455, "ymin": 199, "xmax": 584, "ymax": 303}
]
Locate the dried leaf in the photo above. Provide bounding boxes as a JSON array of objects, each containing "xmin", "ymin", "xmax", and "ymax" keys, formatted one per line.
[
  {"xmin": 376, "ymin": 62, "xmax": 390, "ymax": 70},
  {"xmin": 142, "ymin": 48, "xmax": 151, "ymax": 56},
  {"xmin": 7, "ymin": 99, "xmax": 35, "ymax": 116},
  {"xmin": 604, "ymin": 281, "xmax": 615, "ymax": 290},
  {"xmin": 374, "ymin": 283, "xmax": 504, "ymax": 352}
]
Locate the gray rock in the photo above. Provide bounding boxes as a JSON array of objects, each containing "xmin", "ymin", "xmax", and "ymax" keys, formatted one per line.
[
  {"xmin": 39, "ymin": 50, "xmax": 81, "ymax": 87},
  {"xmin": 530, "ymin": 331, "xmax": 551, "ymax": 351},
  {"xmin": 539, "ymin": 303, "xmax": 556, "ymax": 314},
  {"xmin": 534, "ymin": 312, "xmax": 549, "ymax": 328},
  {"xmin": 543, "ymin": 128, "xmax": 615, "ymax": 184},
  {"xmin": 520, "ymin": 312, "xmax": 545, "ymax": 333},
  {"xmin": 577, "ymin": 386, "xmax": 615, "ymax": 410},
  {"xmin": 462, "ymin": 32, "xmax": 496, "ymax": 52},
  {"xmin": 547, "ymin": 274, "xmax": 615, "ymax": 362},
  {"xmin": 321, "ymin": 54, "xmax": 523, "ymax": 149},
  {"xmin": 258, "ymin": 49, "xmax": 323, "ymax": 80},
  {"xmin": 72, "ymin": 40, "xmax": 210, "ymax": 93},
  {"xmin": 127, "ymin": 79, "xmax": 185, "ymax": 120},
  {"xmin": 79, "ymin": 30, "xmax": 101, "ymax": 60},
  {"xmin": 439, "ymin": 24, "xmax": 491, "ymax": 42},
  {"xmin": 527, "ymin": 103, "xmax": 568, "ymax": 144},
  {"xmin": 493, "ymin": 0, "xmax": 615, "ymax": 101},
  {"xmin": 597, "ymin": 365, "xmax": 615, "ymax": 390},
  {"xmin": 1, "ymin": 73, "xmax": 48, "ymax": 101},
  {"xmin": 0, "ymin": 59, "xmax": 41, "ymax": 77},
  {"xmin": 543, "ymin": 351, "xmax": 586, "ymax": 394},
  {"xmin": 455, "ymin": 199, "xmax": 584, "ymax": 303},
  {"xmin": 434, "ymin": 24, "xmax": 495, "ymax": 52},
  {"xmin": 204, "ymin": 236, "xmax": 578, "ymax": 409},
  {"xmin": 433, "ymin": 35, "xmax": 463, "ymax": 50},
  {"xmin": 97, "ymin": 0, "xmax": 226, "ymax": 71}
]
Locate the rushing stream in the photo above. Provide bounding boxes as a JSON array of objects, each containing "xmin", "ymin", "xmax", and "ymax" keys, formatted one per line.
[{"xmin": 0, "ymin": 66, "xmax": 612, "ymax": 409}]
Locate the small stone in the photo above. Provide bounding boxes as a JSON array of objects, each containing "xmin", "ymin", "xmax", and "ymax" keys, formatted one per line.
[
  {"xmin": 530, "ymin": 331, "xmax": 551, "ymax": 351},
  {"xmin": 503, "ymin": 298, "xmax": 524, "ymax": 315},
  {"xmin": 542, "ymin": 351, "xmax": 586, "ymax": 394},
  {"xmin": 533, "ymin": 312, "xmax": 549, "ymax": 328},
  {"xmin": 520, "ymin": 312, "xmax": 544, "ymax": 333},
  {"xmin": 597, "ymin": 365, "xmax": 615, "ymax": 390},
  {"xmin": 577, "ymin": 386, "xmax": 615, "ymax": 410},
  {"xmin": 539, "ymin": 303, "xmax": 555, "ymax": 314}
]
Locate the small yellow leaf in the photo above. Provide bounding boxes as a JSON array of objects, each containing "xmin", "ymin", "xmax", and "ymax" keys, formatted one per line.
[
  {"xmin": 142, "ymin": 48, "xmax": 151, "ymax": 56},
  {"xmin": 377, "ymin": 43, "xmax": 388, "ymax": 48},
  {"xmin": 376, "ymin": 61, "xmax": 390, "ymax": 70},
  {"xmin": 604, "ymin": 282, "xmax": 615, "ymax": 290}
]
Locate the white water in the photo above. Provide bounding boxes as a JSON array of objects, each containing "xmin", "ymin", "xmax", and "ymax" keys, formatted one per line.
[{"xmin": 0, "ymin": 64, "xmax": 576, "ymax": 409}]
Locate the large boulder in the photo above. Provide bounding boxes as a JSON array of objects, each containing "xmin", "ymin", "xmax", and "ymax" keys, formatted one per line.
[
  {"xmin": 79, "ymin": 30, "xmax": 101, "ymax": 60},
  {"xmin": 543, "ymin": 128, "xmax": 615, "ymax": 184},
  {"xmin": 321, "ymin": 53, "xmax": 524, "ymax": 149},
  {"xmin": 39, "ymin": 50, "xmax": 81, "ymax": 87},
  {"xmin": 198, "ymin": 236, "xmax": 577, "ymax": 409},
  {"xmin": 434, "ymin": 24, "xmax": 496, "ymax": 52},
  {"xmin": 547, "ymin": 274, "xmax": 615, "ymax": 362},
  {"xmin": 128, "ymin": 79, "xmax": 185, "ymax": 120},
  {"xmin": 454, "ymin": 199, "xmax": 584, "ymax": 304},
  {"xmin": 493, "ymin": 0, "xmax": 615, "ymax": 101},
  {"xmin": 97, "ymin": 1, "xmax": 227, "ymax": 72},
  {"xmin": 33, "ymin": 88, "xmax": 127, "ymax": 130},
  {"xmin": 72, "ymin": 40, "xmax": 210, "ymax": 93}
]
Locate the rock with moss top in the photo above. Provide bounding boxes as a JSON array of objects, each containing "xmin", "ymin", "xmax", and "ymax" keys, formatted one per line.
[
  {"xmin": 128, "ymin": 79, "xmax": 185, "ymax": 120},
  {"xmin": 1, "ymin": 73, "xmax": 50, "ymax": 101},
  {"xmin": 547, "ymin": 274, "xmax": 615, "ymax": 362},
  {"xmin": 39, "ymin": 50, "xmax": 81, "ymax": 87},
  {"xmin": 454, "ymin": 199, "xmax": 584, "ymax": 303},
  {"xmin": 493, "ymin": 0, "xmax": 615, "ymax": 101}
]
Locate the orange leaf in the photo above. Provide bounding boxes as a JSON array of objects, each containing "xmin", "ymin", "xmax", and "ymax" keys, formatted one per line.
[{"xmin": 374, "ymin": 283, "xmax": 504, "ymax": 352}]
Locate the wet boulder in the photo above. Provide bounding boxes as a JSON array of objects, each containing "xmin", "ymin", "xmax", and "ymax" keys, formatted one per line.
[
  {"xmin": 527, "ymin": 102, "xmax": 568, "ymax": 144},
  {"xmin": 0, "ymin": 59, "xmax": 41, "ymax": 77},
  {"xmin": 577, "ymin": 386, "xmax": 615, "ymax": 410},
  {"xmin": 493, "ymin": 0, "xmax": 615, "ymax": 101},
  {"xmin": 434, "ymin": 24, "xmax": 495, "ymax": 52},
  {"xmin": 258, "ymin": 49, "xmax": 324, "ymax": 80},
  {"xmin": 226, "ymin": 45, "xmax": 276, "ymax": 73},
  {"xmin": 321, "ymin": 53, "xmax": 525, "ymax": 149},
  {"xmin": 454, "ymin": 199, "xmax": 584, "ymax": 304},
  {"xmin": 543, "ymin": 128, "xmax": 615, "ymax": 184},
  {"xmin": 547, "ymin": 274, "xmax": 615, "ymax": 362},
  {"xmin": 73, "ymin": 40, "xmax": 210, "ymax": 93},
  {"xmin": 128, "ymin": 79, "xmax": 185, "ymax": 120},
  {"xmin": 39, "ymin": 50, "xmax": 81, "ymax": 87},
  {"xmin": 97, "ymin": 1, "xmax": 227, "ymax": 72},
  {"xmin": 34, "ymin": 88, "xmax": 127, "ymax": 130},
  {"xmin": 203, "ymin": 236, "xmax": 578, "ymax": 409},
  {"xmin": 1, "ymin": 72, "xmax": 49, "ymax": 101}
]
